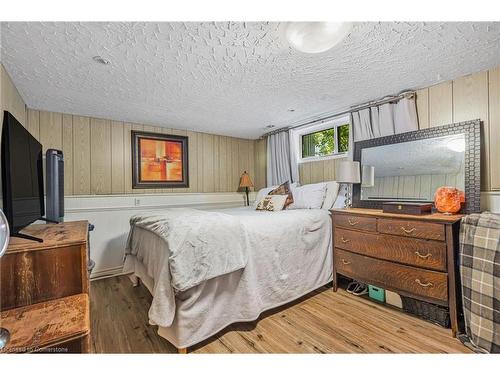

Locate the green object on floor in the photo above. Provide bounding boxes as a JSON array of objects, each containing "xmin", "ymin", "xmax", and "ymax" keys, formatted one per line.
[{"xmin": 368, "ymin": 285, "xmax": 385, "ymax": 302}]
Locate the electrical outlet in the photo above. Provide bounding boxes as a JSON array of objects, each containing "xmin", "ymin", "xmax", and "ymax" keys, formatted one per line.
[{"xmin": 134, "ymin": 198, "xmax": 141, "ymax": 206}]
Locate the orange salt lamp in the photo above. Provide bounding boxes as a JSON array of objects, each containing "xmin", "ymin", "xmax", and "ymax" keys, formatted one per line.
[{"xmin": 434, "ymin": 186, "xmax": 463, "ymax": 214}]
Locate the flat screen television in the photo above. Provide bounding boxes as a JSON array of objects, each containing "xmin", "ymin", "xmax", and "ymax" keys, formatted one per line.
[{"xmin": 1, "ymin": 111, "xmax": 45, "ymax": 236}]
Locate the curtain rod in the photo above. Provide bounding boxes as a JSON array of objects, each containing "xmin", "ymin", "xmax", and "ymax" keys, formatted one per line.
[{"xmin": 261, "ymin": 90, "xmax": 415, "ymax": 138}]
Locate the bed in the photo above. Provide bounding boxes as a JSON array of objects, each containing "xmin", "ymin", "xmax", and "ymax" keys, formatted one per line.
[{"xmin": 123, "ymin": 206, "xmax": 333, "ymax": 351}]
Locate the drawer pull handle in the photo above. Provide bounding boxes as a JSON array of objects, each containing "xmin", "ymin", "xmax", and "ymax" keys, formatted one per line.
[
  {"xmin": 348, "ymin": 219, "xmax": 359, "ymax": 226},
  {"xmin": 415, "ymin": 279, "xmax": 433, "ymax": 288},
  {"xmin": 415, "ymin": 251, "xmax": 432, "ymax": 259},
  {"xmin": 401, "ymin": 226, "xmax": 416, "ymax": 234},
  {"xmin": 341, "ymin": 237, "xmax": 350, "ymax": 243},
  {"xmin": 341, "ymin": 259, "xmax": 351, "ymax": 265}
]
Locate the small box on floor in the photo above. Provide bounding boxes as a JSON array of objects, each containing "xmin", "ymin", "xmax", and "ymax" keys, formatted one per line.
[
  {"xmin": 385, "ymin": 290, "xmax": 403, "ymax": 308},
  {"xmin": 368, "ymin": 285, "xmax": 385, "ymax": 303}
]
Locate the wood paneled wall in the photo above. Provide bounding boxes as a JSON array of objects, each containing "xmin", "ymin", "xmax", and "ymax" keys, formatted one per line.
[
  {"xmin": 25, "ymin": 109, "xmax": 256, "ymax": 196},
  {"xmin": 4, "ymin": 62, "xmax": 500, "ymax": 194},
  {"xmin": 0, "ymin": 64, "xmax": 27, "ymax": 128},
  {"xmin": 416, "ymin": 66, "xmax": 500, "ymax": 191},
  {"xmin": 299, "ymin": 157, "xmax": 347, "ymax": 185},
  {"xmin": 0, "ymin": 64, "xmax": 27, "ymax": 201},
  {"xmin": 268, "ymin": 65, "xmax": 500, "ymax": 191}
]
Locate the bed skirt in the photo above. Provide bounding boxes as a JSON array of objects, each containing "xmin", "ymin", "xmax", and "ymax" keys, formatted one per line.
[{"xmin": 124, "ymin": 254, "xmax": 333, "ymax": 349}]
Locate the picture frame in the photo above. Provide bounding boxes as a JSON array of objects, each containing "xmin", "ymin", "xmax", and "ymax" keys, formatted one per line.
[{"xmin": 131, "ymin": 131, "xmax": 189, "ymax": 189}]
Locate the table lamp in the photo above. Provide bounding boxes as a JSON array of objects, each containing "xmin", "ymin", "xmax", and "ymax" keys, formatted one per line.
[
  {"xmin": 361, "ymin": 165, "xmax": 375, "ymax": 187},
  {"xmin": 239, "ymin": 171, "xmax": 254, "ymax": 206},
  {"xmin": 336, "ymin": 161, "xmax": 360, "ymax": 208}
]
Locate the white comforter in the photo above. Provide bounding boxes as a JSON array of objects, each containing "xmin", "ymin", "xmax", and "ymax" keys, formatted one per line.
[
  {"xmin": 124, "ymin": 207, "xmax": 333, "ymax": 347},
  {"xmin": 127, "ymin": 208, "xmax": 249, "ymax": 292}
]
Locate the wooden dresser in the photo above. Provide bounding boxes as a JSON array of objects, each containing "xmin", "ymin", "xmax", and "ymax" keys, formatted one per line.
[
  {"xmin": 331, "ymin": 208, "xmax": 462, "ymax": 336},
  {"xmin": 0, "ymin": 221, "xmax": 90, "ymax": 353}
]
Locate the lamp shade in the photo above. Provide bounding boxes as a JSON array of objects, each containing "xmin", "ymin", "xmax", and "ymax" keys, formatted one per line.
[
  {"xmin": 239, "ymin": 171, "xmax": 254, "ymax": 188},
  {"xmin": 361, "ymin": 165, "xmax": 375, "ymax": 187},
  {"xmin": 336, "ymin": 161, "xmax": 360, "ymax": 184}
]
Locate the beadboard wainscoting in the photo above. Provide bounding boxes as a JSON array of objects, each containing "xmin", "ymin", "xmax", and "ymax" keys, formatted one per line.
[{"xmin": 64, "ymin": 192, "xmax": 256, "ymax": 279}]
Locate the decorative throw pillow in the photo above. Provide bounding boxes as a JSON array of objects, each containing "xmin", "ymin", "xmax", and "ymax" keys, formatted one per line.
[
  {"xmin": 268, "ymin": 181, "xmax": 294, "ymax": 208},
  {"xmin": 252, "ymin": 182, "xmax": 299, "ymax": 208},
  {"xmin": 252, "ymin": 185, "xmax": 278, "ymax": 208},
  {"xmin": 256, "ymin": 195, "xmax": 288, "ymax": 212}
]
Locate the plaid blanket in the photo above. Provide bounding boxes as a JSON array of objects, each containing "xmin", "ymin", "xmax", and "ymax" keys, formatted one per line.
[{"xmin": 459, "ymin": 211, "xmax": 500, "ymax": 353}]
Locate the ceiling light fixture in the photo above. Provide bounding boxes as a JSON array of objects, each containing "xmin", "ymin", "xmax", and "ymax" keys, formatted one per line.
[
  {"xmin": 266, "ymin": 125, "xmax": 276, "ymax": 129},
  {"xmin": 284, "ymin": 22, "xmax": 353, "ymax": 54},
  {"xmin": 92, "ymin": 55, "xmax": 111, "ymax": 65}
]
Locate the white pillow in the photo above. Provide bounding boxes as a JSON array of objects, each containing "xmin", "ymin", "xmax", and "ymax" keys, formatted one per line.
[
  {"xmin": 288, "ymin": 182, "xmax": 327, "ymax": 209},
  {"xmin": 252, "ymin": 182, "xmax": 299, "ymax": 208},
  {"xmin": 255, "ymin": 195, "xmax": 288, "ymax": 212},
  {"xmin": 321, "ymin": 181, "xmax": 340, "ymax": 209}
]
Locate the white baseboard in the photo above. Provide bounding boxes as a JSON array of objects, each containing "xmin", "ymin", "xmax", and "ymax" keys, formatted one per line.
[
  {"xmin": 481, "ymin": 191, "xmax": 500, "ymax": 213},
  {"xmin": 90, "ymin": 266, "xmax": 125, "ymax": 281}
]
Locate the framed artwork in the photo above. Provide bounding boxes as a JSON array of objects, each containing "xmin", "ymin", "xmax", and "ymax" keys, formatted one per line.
[{"xmin": 131, "ymin": 131, "xmax": 189, "ymax": 189}]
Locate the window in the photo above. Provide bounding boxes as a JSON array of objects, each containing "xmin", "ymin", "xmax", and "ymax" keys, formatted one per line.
[
  {"xmin": 302, "ymin": 128, "xmax": 334, "ymax": 158},
  {"xmin": 294, "ymin": 117, "xmax": 350, "ymax": 162}
]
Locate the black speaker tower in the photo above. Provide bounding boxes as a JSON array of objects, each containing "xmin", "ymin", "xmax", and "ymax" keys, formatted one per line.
[{"xmin": 46, "ymin": 149, "xmax": 64, "ymax": 223}]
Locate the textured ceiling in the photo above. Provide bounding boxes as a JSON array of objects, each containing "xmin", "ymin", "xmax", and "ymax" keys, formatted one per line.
[{"xmin": 1, "ymin": 22, "xmax": 499, "ymax": 139}]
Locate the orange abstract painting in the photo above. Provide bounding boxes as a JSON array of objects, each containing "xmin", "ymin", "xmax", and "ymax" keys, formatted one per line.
[
  {"xmin": 132, "ymin": 131, "xmax": 188, "ymax": 188},
  {"xmin": 139, "ymin": 138, "xmax": 183, "ymax": 182}
]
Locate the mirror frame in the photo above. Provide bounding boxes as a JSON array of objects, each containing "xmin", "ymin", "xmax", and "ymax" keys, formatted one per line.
[{"xmin": 352, "ymin": 119, "xmax": 481, "ymax": 214}]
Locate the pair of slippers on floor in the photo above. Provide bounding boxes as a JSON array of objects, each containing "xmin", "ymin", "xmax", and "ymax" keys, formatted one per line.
[{"xmin": 346, "ymin": 281, "xmax": 368, "ymax": 296}]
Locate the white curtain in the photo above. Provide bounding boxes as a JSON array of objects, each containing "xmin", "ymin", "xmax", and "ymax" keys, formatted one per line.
[
  {"xmin": 352, "ymin": 108, "xmax": 373, "ymax": 142},
  {"xmin": 266, "ymin": 131, "xmax": 299, "ymax": 186},
  {"xmin": 394, "ymin": 97, "xmax": 419, "ymax": 134},
  {"xmin": 351, "ymin": 95, "xmax": 418, "ymax": 142},
  {"xmin": 288, "ymin": 130, "xmax": 300, "ymax": 183}
]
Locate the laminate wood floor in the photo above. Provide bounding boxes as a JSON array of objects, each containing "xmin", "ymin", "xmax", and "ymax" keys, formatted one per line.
[{"xmin": 90, "ymin": 276, "xmax": 471, "ymax": 353}]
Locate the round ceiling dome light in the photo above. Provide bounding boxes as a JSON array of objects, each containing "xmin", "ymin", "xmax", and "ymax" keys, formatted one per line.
[{"xmin": 284, "ymin": 22, "xmax": 353, "ymax": 54}]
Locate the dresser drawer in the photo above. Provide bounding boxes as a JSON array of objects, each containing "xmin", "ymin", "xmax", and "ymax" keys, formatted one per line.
[
  {"xmin": 334, "ymin": 214, "xmax": 377, "ymax": 232},
  {"xmin": 377, "ymin": 218, "xmax": 445, "ymax": 241},
  {"xmin": 334, "ymin": 228, "xmax": 447, "ymax": 271},
  {"xmin": 335, "ymin": 249, "xmax": 448, "ymax": 305}
]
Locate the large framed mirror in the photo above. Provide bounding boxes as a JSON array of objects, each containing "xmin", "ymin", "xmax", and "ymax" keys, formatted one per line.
[{"xmin": 352, "ymin": 119, "xmax": 481, "ymax": 213}]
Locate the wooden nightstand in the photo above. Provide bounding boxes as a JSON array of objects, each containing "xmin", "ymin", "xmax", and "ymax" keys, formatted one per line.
[
  {"xmin": 0, "ymin": 221, "xmax": 91, "ymax": 353},
  {"xmin": 1, "ymin": 294, "xmax": 90, "ymax": 353},
  {"xmin": 331, "ymin": 208, "xmax": 462, "ymax": 336}
]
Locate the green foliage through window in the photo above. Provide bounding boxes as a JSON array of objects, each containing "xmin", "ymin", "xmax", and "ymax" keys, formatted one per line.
[
  {"xmin": 337, "ymin": 124, "xmax": 349, "ymax": 153},
  {"xmin": 301, "ymin": 124, "xmax": 349, "ymax": 158}
]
